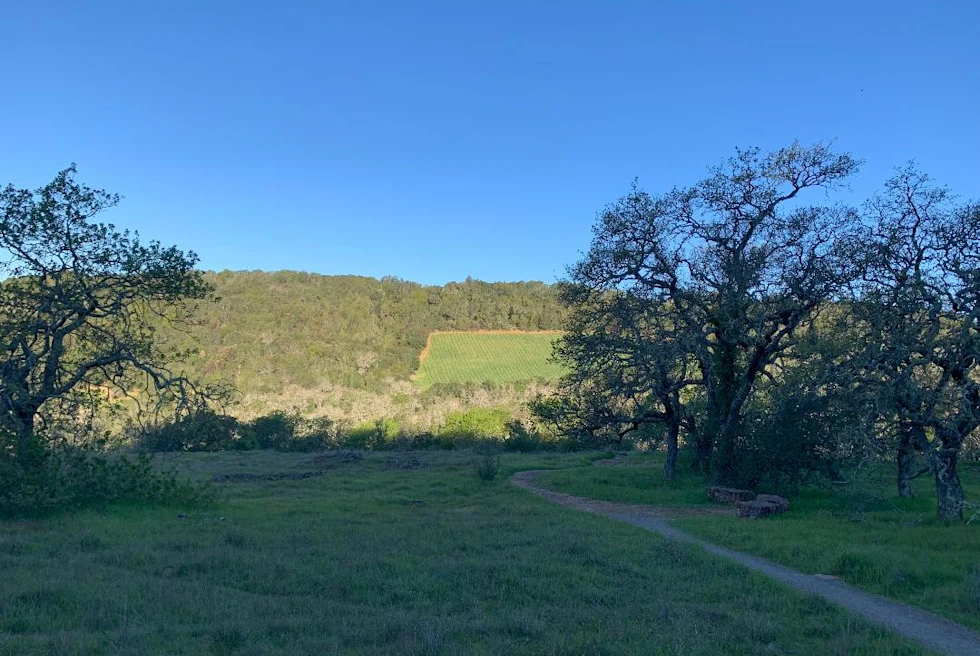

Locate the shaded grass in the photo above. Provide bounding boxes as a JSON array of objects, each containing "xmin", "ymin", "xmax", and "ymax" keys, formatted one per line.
[
  {"xmin": 541, "ymin": 453, "xmax": 980, "ymax": 632},
  {"xmin": 414, "ymin": 332, "xmax": 565, "ymax": 387},
  {"xmin": 0, "ymin": 450, "xmax": 923, "ymax": 655},
  {"xmin": 541, "ymin": 458, "xmax": 715, "ymax": 508}
]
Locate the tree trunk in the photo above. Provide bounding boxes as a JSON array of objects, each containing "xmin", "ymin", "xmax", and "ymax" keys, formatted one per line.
[
  {"xmin": 689, "ymin": 432, "xmax": 712, "ymax": 473},
  {"xmin": 3, "ymin": 403, "xmax": 44, "ymax": 470},
  {"xmin": 933, "ymin": 447, "xmax": 964, "ymax": 521},
  {"xmin": 663, "ymin": 420, "xmax": 679, "ymax": 481},
  {"xmin": 714, "ymin": 421, "xmax": 741, "ymax": 486},
  {"xmin": 709, "ymin": 342, "xmax": 739, "ymax": 483},
  {"xmin": 896, "ymin": 425, "xmax": 925, "ymax": 498}
]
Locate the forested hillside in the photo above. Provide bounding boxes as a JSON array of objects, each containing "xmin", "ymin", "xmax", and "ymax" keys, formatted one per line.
[{"xmin": 156, "ymin": 271, "xmax": 565, "ymax": 396}]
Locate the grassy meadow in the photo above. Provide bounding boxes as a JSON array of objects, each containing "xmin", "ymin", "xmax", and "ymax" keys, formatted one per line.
[
  {"xmin": 0, "ymin": 450, "xmax": 923, "ymax": 655},
  {"xmin": 542, "ymin": 456, "xmax": 980, "ymax": 632},
  {"xmin": 413, "ymin": 331, "xmax": 566, "ymax": 387}
]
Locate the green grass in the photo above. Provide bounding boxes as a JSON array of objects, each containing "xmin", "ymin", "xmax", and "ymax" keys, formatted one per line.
[
  {"xmin": 0, "ymin": 450, "xmax": 922, "ymax": 655},
  {"xmin": 541, "ymin": 454, "xmax": 980, "ymax": 632},
  {"xmin": 413, "ymin": 331, "xmax": 565, "ymax": 387}
]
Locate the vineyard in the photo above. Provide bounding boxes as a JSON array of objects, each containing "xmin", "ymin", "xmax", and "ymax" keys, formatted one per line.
[{"xmin": 413, "ymin": 331, "xmax": 565, "ymax": 386}]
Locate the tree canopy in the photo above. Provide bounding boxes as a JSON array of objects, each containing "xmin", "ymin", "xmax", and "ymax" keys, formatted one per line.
[
  {"xmin": 0, "ymin": 166, "xmax": 216, "ymax": 463},
  {"xmin": 550, "ymin": 143, "xmax": 979, "ymax": 519}
]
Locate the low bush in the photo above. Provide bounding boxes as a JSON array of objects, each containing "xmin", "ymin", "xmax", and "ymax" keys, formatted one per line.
[
  {"xmin": 438, "ymin": 408, "xmax": 511, "ymax": 442},
  {"xmin": 726, "ymin": 376, "xmax": 871, "ymax": 492},
  {"xmin": 138, "ymin": 409, "xmax": 244, "ymax": 452},
  {"xmin": 246, "ymin": 412, "xmax": 334, "ymax": 452},
  {"xmin": 138, "ymin": 410, "xmax": 580, "ymax": 453},
  {"xmin": 248, "ymin": 411, "xmax": 298, "ymax": 450},
  {"xmin": 139, "ymin": 411, "xmax": 339, "ymax": 453},
  {"xmin": 345, "ymin": 418, "xmax": 400, "ymax": 450},
  {"xmin": 387, "ymin": 431, "xmax": 456, "ymax": 450},
  {"xmin": 475, "ymin": 453, "xmax": 500, "ymax": 481},
  {"xmin": 502, "ymin": 420, "xmax": 560, "ymax": 452},
  {"xmin": 0, "ymin": 448, "xmax": 213, "ymax": 517}
]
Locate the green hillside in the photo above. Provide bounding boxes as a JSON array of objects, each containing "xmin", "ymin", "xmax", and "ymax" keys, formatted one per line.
[
  {"xmin": 156, "ymin": 272, "xmax": 566, "ymax": 395},
  {"xmin": 413, "ymin": 331, "xmax": 565, "ymax": 387}
]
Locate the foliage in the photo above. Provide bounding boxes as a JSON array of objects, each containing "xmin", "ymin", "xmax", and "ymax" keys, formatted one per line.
[
  {"xmin": 847, "ymin": 166, "xmax": 980, "ymax": 519},
  {"xmin": 437, "ymin": 407, "xmax": 511, "ymax": 441},
  {"xmin": 0, "ymin": 445, "xmax": 212, "ymax": 517},
  {"xmin": 248, "ymin": 411, "xmax": 299, "ymax": 450},
  {"xmin": 245, "ymin": 411, "xmax": 337, "ymax": 452},
  {"xmin": 345, "ymin": 418, "xmax": 400, "ymax": 449},
  {"xmin": 502, "ymin": 419, "xmax": 552, "ymax": 452},
  {"xmin": 153, "ymin": 272, "xmax": 566, "ymax": 395},
  {"xmin": 134, "ymin": 407, "xmax": 584, "ymax": 453},
  {"xmin": 139, "ymin": 409, "xmax": 339, "ymax": 453},
  {"xmin": 735, "ymin": 372, "xmax": 871, "ymax": 492},
  {"xmin": 138, "ymin": 408, "xmax": 244, "ymax": 452},
  {"xmin": 413, "ymin": 331, "xmax": 565, "ymax": 387},
  {"xmin": 0, "ymin": 166, "xmax": 225, "ymax": 516},
  {"xmin": 0, "ymin": 166, "xmax": 221, "ymax": 466},
  {"xmin": 474, "ymin": 453, "xmax": 501, "ymax": 481},
  {"xmin": 550, "ymin": 141, "xmax": 861, "ymax": 484}
]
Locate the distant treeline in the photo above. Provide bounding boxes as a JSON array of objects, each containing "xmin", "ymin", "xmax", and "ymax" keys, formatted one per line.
[{"xmin": 154, "ymin": 272, "xmax": 566, "ymax": 393}]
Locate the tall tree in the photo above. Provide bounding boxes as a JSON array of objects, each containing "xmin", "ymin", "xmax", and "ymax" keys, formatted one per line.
[
  {"xmin": 855, "ymin": 166, "xmax": 980, "ymax": 519},
  {"xmin": 551, "ymin": 285, "xmax": 696, "ymax": 479},
  {"xmin": 560, "ymin": 142, "xmax": 861, "ymax": 483},
  {"xmin": 0, "ymin": 166, "xmax": 217, "ymax": 465}
]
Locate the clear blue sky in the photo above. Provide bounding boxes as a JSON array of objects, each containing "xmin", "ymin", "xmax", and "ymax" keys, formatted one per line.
[{"xmin": 2, "ymin": 1, "xmax": 977, "ymax": 285}]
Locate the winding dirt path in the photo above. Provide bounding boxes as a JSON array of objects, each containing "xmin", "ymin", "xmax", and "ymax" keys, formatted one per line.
[{"xmin": 511, "ymin": 470, "xmax": 980, "ymax": 656}]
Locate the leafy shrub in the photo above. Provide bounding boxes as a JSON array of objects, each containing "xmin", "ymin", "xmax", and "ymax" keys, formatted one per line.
[
  {"xmin": 438, "ymin": 408, "xmax": 511, "ymax": 441},
  {"xmin": 240, "ymin": 413, "xmax": 338, "ymax": 452},
  {"xmin": 139, "ymin": 408, "xmax": 578, "ymax": 454},
  {"xmin": 138, "ymin": 409, "xmax": 244, "ymax": 452},
  {"xmin": 387, "ymin": 431, "xmax": 456, "ymax": 450},
  {"xmin": 139, "ymin": 410, "xmax": 343, "ymax": 453},
  {"xmin": 728, "ymin": 376, "xmax": 870, "ymax": 491},
  {"xmin": 475, "ymin": 454, "xmax": 501, "ymax": 481},
  {"xmin": 0, "ymin": 448, "xmax": 213, "ymax": 517},
  {"xmin": 344, "ymin": 418, "xmax": 400, "ymax": 450},
  {"xmin": 247, "ymin": 411, "xmax": 298, "ymax": 450},
  {"xmin": 503, "ymin": 420, "xmax": 550, "ymax": 452}
]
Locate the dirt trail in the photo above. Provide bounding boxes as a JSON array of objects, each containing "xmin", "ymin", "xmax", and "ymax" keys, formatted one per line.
[{"xmin": 511, "ymin": 469, "xmax": 980, "ymax": 656}]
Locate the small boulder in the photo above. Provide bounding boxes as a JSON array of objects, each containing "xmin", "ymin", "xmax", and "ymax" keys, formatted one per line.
[
  {"xmin": 707, "ymin": 486, "xmax": 756, "ymax": 504},
  {"xmin": 755, "ymin": 494, "xmax": 790, "ymax": 512},
  {"xmin": 735, "ymin": 500, "xmax": 780, "ymax": 519},
  {"xmin": 735, "ymin": 500, "xmax": 777, "ymax": 519}
]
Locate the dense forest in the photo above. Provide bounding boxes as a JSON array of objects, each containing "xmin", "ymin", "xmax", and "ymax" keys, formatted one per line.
[{"xmin": 155, "ymin": 271, "xmax": 565, "ymax": 395}]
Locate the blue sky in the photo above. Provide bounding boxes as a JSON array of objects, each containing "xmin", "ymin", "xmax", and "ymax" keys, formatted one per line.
[{"xmin": 2, "ymin": 1, "xmax": 977, "ymax": 285}]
